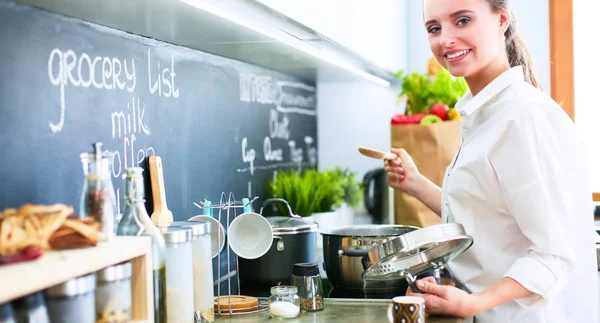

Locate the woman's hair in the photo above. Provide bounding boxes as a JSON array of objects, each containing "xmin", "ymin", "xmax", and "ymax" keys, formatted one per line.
[{"xmin": 486, "ymin": 0, "xmax": 542, "ymax": 89}]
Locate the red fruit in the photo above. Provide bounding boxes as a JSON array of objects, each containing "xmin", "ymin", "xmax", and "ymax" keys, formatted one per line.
[
  {"xmin": 407, "ymin": 113, "xmax": 426, "ymax": 124},
  {"xmin": 430, "ymin": 103, "xmax": 449, "ymax": 120},
  {"xmin": 0, "ymin": 246, "xmax": 43, "ymax": 265},
  {"xmin": 391, "ymin": 114, "xmax": 408, "ymax": 125}
]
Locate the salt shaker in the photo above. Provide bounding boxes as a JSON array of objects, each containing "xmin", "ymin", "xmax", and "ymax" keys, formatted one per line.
[{"xmin": 291, "ymin": 263, "xmax": 324, "ymax": 312}]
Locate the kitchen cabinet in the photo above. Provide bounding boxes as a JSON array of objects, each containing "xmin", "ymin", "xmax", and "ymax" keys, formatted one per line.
[
  {"xmin": 255, "ymin": 0, "xmax": 406, "ymax": 74},
  {"xmin": 14, "ymin": 0, "xmax": 396, "ymax": 87},
  {"xmin": 0, "ymin": 237, "xmax": 154, "ymax": 322}
]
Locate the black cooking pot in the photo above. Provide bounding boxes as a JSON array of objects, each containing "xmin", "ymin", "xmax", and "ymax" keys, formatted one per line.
[
  {"xmin": 239, "ymin": 199, "xmax": 318, "ymax": 288},
  {"xmin": 321, "ymin": 225, "xmax": 417, "ymax": 293}
]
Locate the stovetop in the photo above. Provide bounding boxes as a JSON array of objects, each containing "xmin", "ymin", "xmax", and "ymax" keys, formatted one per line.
[{"xmin": 240, "ymin": 282, "xmax": 406, "ymax": 300}]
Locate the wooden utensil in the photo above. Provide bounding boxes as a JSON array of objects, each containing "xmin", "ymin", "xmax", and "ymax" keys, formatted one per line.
[
  {"xmin": 358, "ymin": 146, "xmax": 398, "ymax": 160},
  {"xmin": 148, "ymin": 156, "xmax": 173, "ymax": 227}
]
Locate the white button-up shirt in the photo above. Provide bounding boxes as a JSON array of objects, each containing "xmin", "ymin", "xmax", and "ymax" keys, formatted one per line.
[{"xmin": 442, "ymin": 66, "xmax": 598, "ymax": 322}]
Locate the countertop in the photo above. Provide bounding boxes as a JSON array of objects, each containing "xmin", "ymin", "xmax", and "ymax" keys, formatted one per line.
[{"xmin": 214, "ymin": 298, "xmax": 473, "ymax": 322}]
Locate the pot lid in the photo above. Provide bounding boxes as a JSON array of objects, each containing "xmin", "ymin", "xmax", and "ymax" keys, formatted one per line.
[
  {"xmin": 267, "ymin": 216, "xmax": 318, "ymax": 235},
  {"xmin": 320, "ymin": 225, "xmax": 419, "ymax": 237},
  {"xmin": 361, "ymin": 223, "xmax": 473, "ymax": 281}
]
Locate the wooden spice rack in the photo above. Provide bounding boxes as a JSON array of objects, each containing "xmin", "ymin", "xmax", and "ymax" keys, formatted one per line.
[{"xmin": 0, "ymin": 236, "xmax": 154, "ymax": 322}]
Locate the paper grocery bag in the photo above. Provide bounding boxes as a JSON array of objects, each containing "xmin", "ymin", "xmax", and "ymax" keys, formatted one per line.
[{"xmin": 391, "ymin": 120, "xmax": 461, "ymax": 228}]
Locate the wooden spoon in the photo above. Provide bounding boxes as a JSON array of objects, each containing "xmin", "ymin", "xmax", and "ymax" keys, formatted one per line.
[
  {"xmin": 149, "ymin": 156, "xmax": 173, "ymax": 227},
  {"xmin": 358, "ymin": 146, "xmax": 398, "ymax": 160}
]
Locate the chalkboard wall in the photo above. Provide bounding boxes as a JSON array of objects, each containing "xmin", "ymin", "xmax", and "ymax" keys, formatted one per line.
[{"xmin": 0, "ymin": 1, "xmax": 317, "ymax": 293}]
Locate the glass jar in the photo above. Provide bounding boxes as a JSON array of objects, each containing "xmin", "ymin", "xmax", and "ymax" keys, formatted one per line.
[
  {"xmin": 291, "ymin": 263, "xmax": 324, "ymax": 312},
  {"xmin": 161, "ymin": 227, "xmax": 194, "ymax": 323},
  {"xmin": 80, "ymin": 142, "xmax": 117, "ymax": 241},
  {"xmin": 0, "ymin": 302, "xmax": 15, "ymax": 323},
  {"xmin": 268, "ymin": 286, "xmax": 300, "ymax": 319},
  {"xmin": 116, "ymin": 167, "xmax": 167, "ymax": 322},
  {"xmin": 12, "ymin": 292, "xmax": 49, "ymax": 323},
  {"xmin": 169, "ymin": 221, "xmax": 213, "ymax": 322},
  {"xmin": 95, "ymin": 262, "xmax": 132, "ymax": 323},
  {"xmin": 45, "ymin": 274, "xmax": 96, "ymax": 323}
]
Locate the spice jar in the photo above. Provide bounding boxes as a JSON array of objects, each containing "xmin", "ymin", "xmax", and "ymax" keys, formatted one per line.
[
  {"xmin": 268, "ymin": 286, "xmax": 300, "ymax": 319},
  {"xmin": 95, "ymin": 262, "xmax": 132, "ymax": 323},
  {"xmin": 12, "ymin": 292, "xmax": 49, "ymax": 323},
  {"xmin": 169, "ymin": 221, "xmax": 214, "ymax": 322},
  {"xmin": 79, "ymin": 142, "xmax": 117, "ymax": 240},
  {"xmin": 291, "ymin": 263, "xmax": 324, "ymax": 312},
  {"xmin": 45, "ymin": 273, "xmax": 96, "ymax": 323},
  {"xmin": 161, "ymin": 227, "xmax": 194, "ymax": 323}
]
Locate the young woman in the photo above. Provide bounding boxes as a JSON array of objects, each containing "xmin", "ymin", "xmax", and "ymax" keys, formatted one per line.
[{"xmin": 385, "ymin": 0, "xmax": 598, "ymax": 321}]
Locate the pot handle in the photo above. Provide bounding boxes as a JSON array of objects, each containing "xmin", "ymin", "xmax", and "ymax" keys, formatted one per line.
[
  {"xmin": 273, "ymin": 236, "xmax": 285, "ymax": 251},
  {"xmin": 260, "ymin": 198, "xmax": 300, "ymax": 218},
  {"xmin": 338, "ymin": 249, "xmax": 369, "ymax": 257}
]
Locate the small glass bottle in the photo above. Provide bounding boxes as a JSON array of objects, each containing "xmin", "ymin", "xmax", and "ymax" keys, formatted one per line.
[
  {"xmin": 268, "ymin": 286, "xmax": 300, "ymax": 319},
  {"xmin": 79, "ymin": 142, "xmax": 116, "ymax": 241},
  {"xmin": 116, "ymin": 167, "xmax": 167, "ymax": 323},
  {"xmin": 291, "ymin": 263, "xmax": 324, "ymax": 312}
]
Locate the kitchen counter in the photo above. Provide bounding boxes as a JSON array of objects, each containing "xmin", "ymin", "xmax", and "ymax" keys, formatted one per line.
[{"xmin": 214, "ymin": 298, "xmax": 473, "ymax": 322}]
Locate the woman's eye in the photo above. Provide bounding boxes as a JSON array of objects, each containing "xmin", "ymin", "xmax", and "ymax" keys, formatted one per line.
[
  {"xmin": 428, "ymin": 26, "xmax": 441, "ymax": 34},
  {"xmin": 457, "ymin": 17, "xmax": 470, "ymax": 26}
]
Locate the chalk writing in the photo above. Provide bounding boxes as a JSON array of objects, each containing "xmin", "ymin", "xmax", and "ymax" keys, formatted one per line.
[
  {"xmin": 147, "ymin": 49, "xmax": 180, "ymax": 98},
  {"xmin": 242, "ymin": 137, "xmax": 256, "ymax": 175},
  {"xmin": 47, "ymin": 48, "xmax": 136, "ymax": 133}
]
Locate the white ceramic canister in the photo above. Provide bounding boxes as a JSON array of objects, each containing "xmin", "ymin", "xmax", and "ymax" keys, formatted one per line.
[
  {"xmin": 170, "ymin": 221, "xmax": 214, "ymax": 322},
  {"xmin": 161, "ymin": 227, "xmax": 194, "ymax": 323}
]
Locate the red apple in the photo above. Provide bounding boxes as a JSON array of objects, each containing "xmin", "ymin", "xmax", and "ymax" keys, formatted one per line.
[
  {"xmin": 407, "ymin": 113, "xmax": 425, "ymax": 124},
  {"xmin": 430, "ymin": 103, "xmax": 449, "ymax": 120},
  {"xmin": 391, "ymin": 114, "xmax": 408, "ymax": 125}
]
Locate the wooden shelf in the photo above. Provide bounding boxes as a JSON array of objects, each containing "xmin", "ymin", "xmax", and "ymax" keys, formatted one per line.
[{"xmin": 0, "ymin": 236, "xmax": 153, "ymax": 321}]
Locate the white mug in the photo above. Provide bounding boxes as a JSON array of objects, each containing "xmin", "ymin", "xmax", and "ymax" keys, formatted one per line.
[{"xmin": 387, "ymin": 296, "xmax": 425, "ymax": 323}]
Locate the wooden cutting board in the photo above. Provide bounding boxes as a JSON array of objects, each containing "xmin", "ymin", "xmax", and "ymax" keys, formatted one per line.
[
  {"xmin": 148, "ymin": 156, "xmax": 173, "ymax": 227},
  {"xmin": 214, "ymin": 295, "xmax": 259, "ymax": 313}
]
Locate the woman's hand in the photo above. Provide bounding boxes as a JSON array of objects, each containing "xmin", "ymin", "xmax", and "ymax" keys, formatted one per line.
[
  {"xmin": 406, "ymin": 277, "xmax": 481, "ymax": 318},
  {"xmin": 384, "ymin": 148, "xmax": 422, "ymax": 196}
]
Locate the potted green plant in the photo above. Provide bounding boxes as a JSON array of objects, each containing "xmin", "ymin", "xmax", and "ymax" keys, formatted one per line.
[{"xmin": 268, "ymin": 169, "xmax": 345, "ymax": 218}]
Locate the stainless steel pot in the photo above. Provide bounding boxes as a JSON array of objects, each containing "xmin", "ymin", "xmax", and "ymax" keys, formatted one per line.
[{"xmin": 321, "ymin": 225, "xmax": 418, "ymax": 292}]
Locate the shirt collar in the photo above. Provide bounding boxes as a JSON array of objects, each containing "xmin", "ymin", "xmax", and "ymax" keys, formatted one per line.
[{"xmin": 455, "ymin": 65, "xmax": 524, "ymax": 116}]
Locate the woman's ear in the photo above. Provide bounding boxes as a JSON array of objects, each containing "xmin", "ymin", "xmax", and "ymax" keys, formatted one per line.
[{"xmin": 499, "ymin": 11, "xmax": 511, "ymax": 34}]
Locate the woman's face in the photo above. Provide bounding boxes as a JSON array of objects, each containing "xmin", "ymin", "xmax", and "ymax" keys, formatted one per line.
[{"xmin": 423, "ymin": 0, "xmax": 507, "ymax": 78}]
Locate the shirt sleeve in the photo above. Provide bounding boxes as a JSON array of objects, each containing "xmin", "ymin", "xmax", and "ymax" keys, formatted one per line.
[{"xmin": 488, "ymin": 107, "xmax": 576, "ymax": 307}]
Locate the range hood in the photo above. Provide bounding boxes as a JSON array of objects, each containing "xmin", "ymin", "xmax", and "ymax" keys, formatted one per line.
[{"xmin": 15, "ymin": 0, "xmax": 397, "ymax": 87}]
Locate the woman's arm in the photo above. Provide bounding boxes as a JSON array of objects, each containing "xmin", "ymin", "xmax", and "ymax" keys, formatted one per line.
[
  {"xmin": 412, "ymin": 175, "xmax": 442, "ymax": 216},
  {"xmin": 385, "ymin": 148, "xmax": 443, "ymax": 216},
  {"xmin": 408, "ymin": 276, "xmax": 534, "ymax": 317}
]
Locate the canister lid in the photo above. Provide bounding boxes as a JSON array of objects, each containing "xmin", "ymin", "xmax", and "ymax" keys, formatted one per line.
[
  {"xmin": 0, "ymin": 302, "xmax": 14, "ymax": 320},
  {"xmin": 170, "ymin": 221, "xmax": 210, "ymax": 237},
  {"xmin": 267, "ymin": 217, "xmax": 318, "ymax": 235},
  {"xmin": 160, "ymin": 226, "xmax": 193, "ymax": 244},
  {"xmin": 12, "ymin": 292, "xmax": 44, "ymax": 311},
  {"xmin": 46, "ymin": 273, "xmax": 96, "ymax": 297},
  {"xmin": 293, "ymin": 262, "xmax": 320, "ymax": 277},
  {"xmin": 97, "ymin": 261, "xmax": 132, "ymax": 283}
]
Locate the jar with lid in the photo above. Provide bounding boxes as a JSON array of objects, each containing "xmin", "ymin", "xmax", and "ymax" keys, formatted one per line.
[
  {"xmin": 169, "ymin": 221, "xmax": 213, "ymax": 322},
  {"xmin": 95, "ymin": 261, "xmax": 132, "ymax": 323},
  {"xmin": 45, "ymin": 273, "xmax": 96, "ymax": 323},
  {"xmin": 0, "ymin": 302, "xmax": 15, "ymax": 323},
  {"xmin": 79, "ymin": 142, "xmax": 117, "ymax": 240},
  {"xmin": 268, "ymin": 286, "xmax": 300, "ymax": 319},
  {"xmin": 12, "ymin": 292, "xmax": 49, "ymax": 323},
  {"xmin": 116, "ymin": 167, "xmax": 167, "ymax": 322},
  {"xmin": 161, "ymin": 227, "xmax": 194, "ymax": 323},
  {"xmin": 291, "ymin": 263, "xmax": 324, "ymax": 312}
]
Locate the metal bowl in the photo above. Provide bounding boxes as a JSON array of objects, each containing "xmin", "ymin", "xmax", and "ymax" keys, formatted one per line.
[{"xmin": 321, "ymin": 225, "xmax": 418, "ymax": 292}]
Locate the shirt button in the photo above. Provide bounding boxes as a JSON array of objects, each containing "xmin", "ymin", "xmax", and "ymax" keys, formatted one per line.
[
  {"xmin": 460, "ymin": 111, "xmax": 465, "ymax": 117},
  {"xmin": 462, "ymin": 126, "xmax": 467, "ymax": 130}
]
